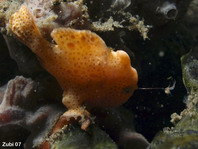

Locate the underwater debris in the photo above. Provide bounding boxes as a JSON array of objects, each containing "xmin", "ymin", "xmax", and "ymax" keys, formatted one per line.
[
  {"xmin": 138, "ymin": 80, "xmax": 176, "ymax": 95},
  {"xmin": 91, "ymin": 12, "xmax": 151, "ymax": 40},
  {"xmin": 111, "ymin": 0, "xmax": 131, "ymax": 10},
  {"xmin": 9, "ymin": 5, "xmax": 138, "ymax": 130},
  {"xmin": 91, "ymin": 17, "xmax": 124, "ymax": 32},
  {"xmin": 164, "ymin": 81, "xmax": 176, "ymax": 95},
  {"xmin": 127, "ymin": 14, "xmax": 151, "ymax": 40}
]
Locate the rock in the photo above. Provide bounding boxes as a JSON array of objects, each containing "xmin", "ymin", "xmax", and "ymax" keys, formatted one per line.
[
  {"xmin": 51, "ymin": 125, "xmax": 117, "ymax": 149},
  {"xmin": 183, "ymin": 0, "xmax": 198, "ymax": 43},
  {"xmin": 92, "ymin": 107, "xmax": 149, "ymax": 149},
  {"xmin": 182, "ymin": 47, "xmax": 198, "ymax": 93},
  {"xmin": 0, "ymin": 35, "xmax": 18, "ymax": 85},
  {"xmin": 149, "ymin": 48, "xmax": 198, "ymax": 149},
  {"xmin": 3, "ymin": 35, "xmax": 44, "ymax": 76}
]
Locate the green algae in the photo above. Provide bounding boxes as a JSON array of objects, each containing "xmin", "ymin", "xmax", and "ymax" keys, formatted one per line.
[{"xmin": 51, "ymin": 125, "xmax": 117, "ymax": 149}]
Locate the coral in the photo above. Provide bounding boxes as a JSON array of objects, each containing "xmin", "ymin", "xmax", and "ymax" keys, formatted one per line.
[
  {"xmin": 0, "ymin": 0, "xmax": 195, "ymax": 149},
  {"xmin": 0, "ymin": 76, "xmax": 65, "ymax": 148},
  {"xmin": 0, "ymin": 0, "xmax": 88, "ymax": 40},
  {"xmin": 1, "ymin": 76, "xmax": 140, "ymax": 149},
  {"xmin": 0, "ymin": 76, "xmax": 36, "ymax": 109},
  {"xmin": 24, "ymin": 0, "xmax": 89, "ymax": 40},
  {"xmin": 135, "ymin": 0, "xmax": 192, "ymax": 26},
  {"xmin": 156, "ymin": 1, "xmax": 178, "ymax": 20},
  {"xmin": 9, "ymin": 5, "xmax": 138, "ymax": 130}
]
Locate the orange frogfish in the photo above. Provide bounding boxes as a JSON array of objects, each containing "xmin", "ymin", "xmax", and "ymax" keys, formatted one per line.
[{"xmin": 9, "ymin": 5, "xmax": 138, "ymax": 130}]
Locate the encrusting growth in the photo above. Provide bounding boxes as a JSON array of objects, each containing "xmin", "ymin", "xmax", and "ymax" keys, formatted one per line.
[{"xmin": 9, "ymin": 5, "xmax": 138, "ymax": 130}]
